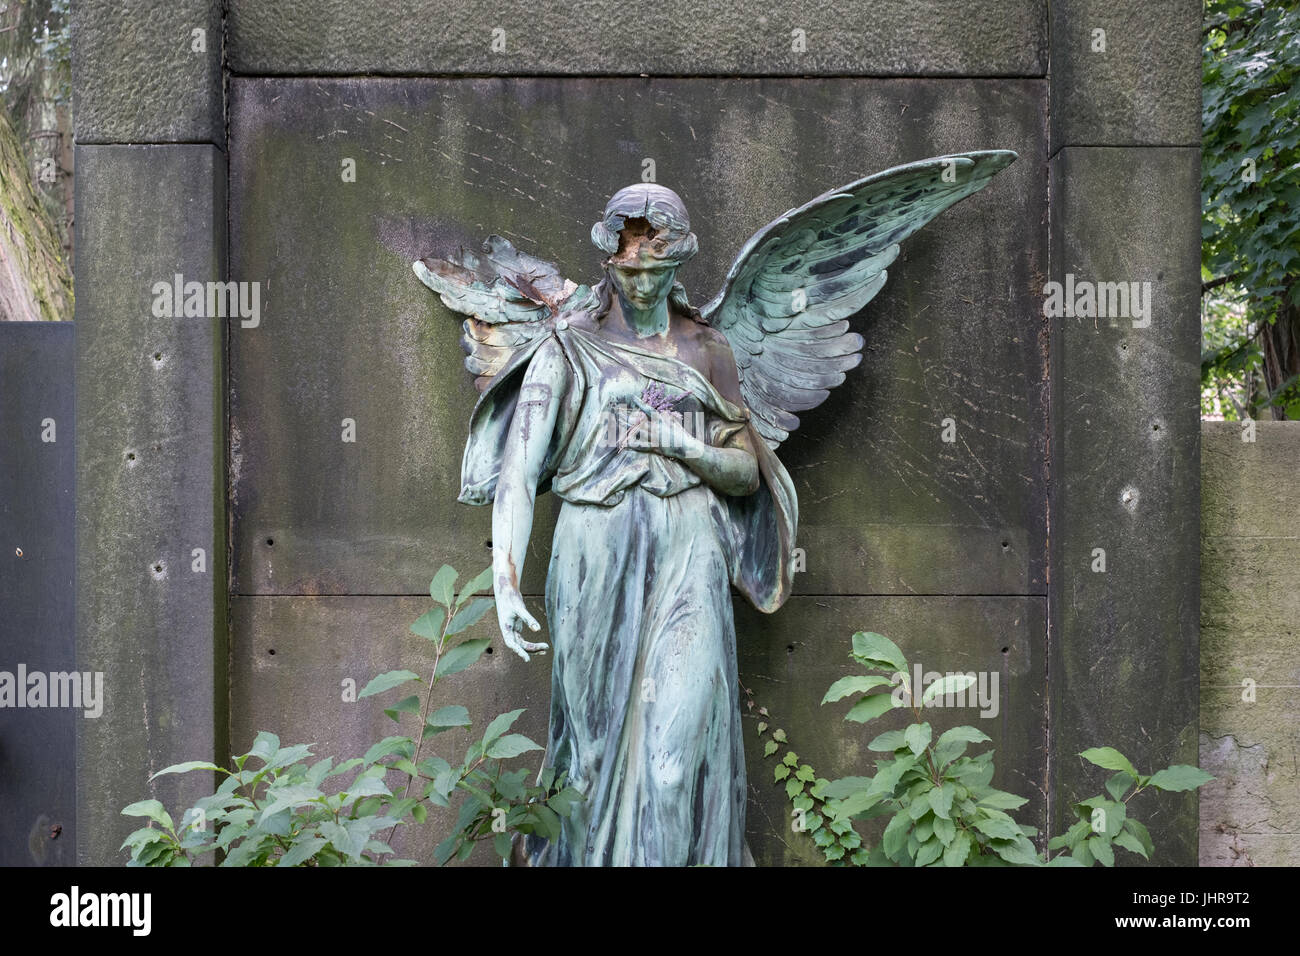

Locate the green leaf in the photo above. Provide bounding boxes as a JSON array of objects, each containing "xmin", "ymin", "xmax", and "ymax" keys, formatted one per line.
[
  {"xmin": 456, "ymin": 566, "xmax": 494, "ymax": 607},
  {"xmin": 438, "ymin": 639, "xmax": 491, "ymax": 679},
  {"xmin": 795, "ymin": 764, "xmax": 815, "ymax": 783},
  {"xmin": 929, "ymin": 782, "xmax": 955, "ymax": 820},
  {"xmin": 1079, "ymin": 747, "xmax": 1139, "ymax": 779},
  {"xmin": 1113, "ymin": 829, "xmax": 1149, "ymax": 860},
  {"xmin": 763, "ymin": 740, "xmax": 778, "ymax": 758},
  {"xmin": 429, "ymin": 565, "xmax": 458, "ymax": 606},
  {"xmin": 971, "ymin": 812, "xmax": 1021, "ymax": 841},
  {"xmin": 410, "ymin": 607, "xmax": 447, "ymax": 642},
  {"xmin": 933, "ymin": 815, "xmax": 956, "ymax": 846},
  {"xmin": 943, "ymin": 829, "xmax": 972, "ymax": 867},
  {"xmin": 1105, "ymin": 770, "xmax": 1134, "ymax": 802},
  {"xmin": 883, "ymin": 811, "xmax": 911, "ymax": 859},
  {"xmin": 920, "ymin": 673, "xmax": 977, "ymax": 707},
  {"xmin": 782, "ymin": 751, "xmax": 798, "ymax": 767},
  {"xmin": 122, "ymin": 800, "xmax": 173, "ymax": 830},
  {"xmin": 150, "ymin": 761, "xmax": 223, "ymax": 779},
  {"xmin": 1122, "ymin": 818, "xmax": 1155, "ymax": 858},
  {"xmin": 384, "ymin": 695, "xmax": 422, "ymax": 722},
  {"xmin": 904, "ymin": 722, "xmax": 932, "ymax": 755},
  {"xmin": 771, "ymin": 728, "xmax": 787, "ymax": 743},
  {"xmin": 850, "ymin": 632, "xmax": 908, "ymax": 674},
  {"xmin": 448, "ymin": 597, "xmax": 495, "ymax": 636},
  {"xmin": 932, "ymin": 725, "xmax": 991, "ymax": 769},
  {"xmin": 481, "ymin": 708, "xmax": 525, "ymax": 745},
  {"xmin": 991, "ymin": 836, "xmax": 1040, "ymax": 867},
  {"xmin": 358, "ymin": 670, "xmax": 420, "ymax": 699},
  {"xmin": 820, "ymin": 776, "xmax": 872, "ymax": 800},
  {"xmin": 277, "ymin": 836, "xmax": 328, "ymax": 867},
  {"xmin": 977, "ymin": 790, "xmax": 1029, "ymax": 811},
  {"xmin": 1088, "ymin": 835, "xmax": 1114, "ymax": 867},
  {"xmin": 867, "ymin": 754, "xmax": 917, "ymax": 798},
  {"xmin": 487, "ymin": 734, "xmax": 542, "ymax": 759},
  {"xmin": 845, "ymin": 693, "xmax": 900, "ymax": 723},
  {"xmin": 548, "ymin": 787, "xmax": 584, "ymax": 816},
  {"xmin": 916, "ymin": 837, "xmax": 945, "ymax": 867},
  {"xmin": 868, "ymin": 730, "xmax": 908, "ymax": 752},
  {"xmin": 425, "ymin": 705, "xmax": 472, "ymax": 733},
  {"xmin": 773, "ymin": 764, "xmax": 791, "ymax": 782},
  {"xmin": 784, "ymin": 777, "xmax": 804, "ymax": 800},
  {"xmin": 363, "ymin": 736, "xmax": 414, "ymax": 764},
  {"xmin": 821, "ymin": 674, "xmax": 895, "ymax": 704},
  {"xmin": 1146, "ymin": 765, "xmax": 1215, "ymax": 792},
  {"xmin": 247, "ymin": 732, "xmax": 280, "ymax": 764}
]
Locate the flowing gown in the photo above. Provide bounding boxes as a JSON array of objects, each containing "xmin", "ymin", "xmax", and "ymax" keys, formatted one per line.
[{"xmin": 458, "ymin": 317, "xmax": 797, "ymax": 866}]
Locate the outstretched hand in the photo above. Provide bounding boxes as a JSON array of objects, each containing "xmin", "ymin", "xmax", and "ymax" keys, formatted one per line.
[{"xmin": 495, "ymin": 582, "xmax": 548, "ymax": 661}]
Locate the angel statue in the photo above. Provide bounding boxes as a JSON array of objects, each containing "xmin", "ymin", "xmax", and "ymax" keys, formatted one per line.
[{"xmin": 414, "ymin": 150, "xmax": 1016, "ymax": 866}]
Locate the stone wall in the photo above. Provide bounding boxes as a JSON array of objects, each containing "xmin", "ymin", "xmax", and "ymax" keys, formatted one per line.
[
  {"xmin": 64, "ymin": 0, "xmax": 1206, "ymax": 866},
  {"xmin": 1200, "ymin": 422, "xmax": 1300, "ymax": 866}
]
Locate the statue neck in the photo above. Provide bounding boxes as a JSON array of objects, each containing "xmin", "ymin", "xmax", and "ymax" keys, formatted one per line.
[{"xmin": 615, "ymin": 296, "xmax": 671, "ymax": 338}]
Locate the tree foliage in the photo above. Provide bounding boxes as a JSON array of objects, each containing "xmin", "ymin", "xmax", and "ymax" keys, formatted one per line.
[{"xmin": 1202, "ymin": 0, "xmax": 1300, "ymax": 418}]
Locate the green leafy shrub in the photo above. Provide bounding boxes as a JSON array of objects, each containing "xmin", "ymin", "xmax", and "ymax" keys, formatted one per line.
[
  {"xmin": 756, "ymin": 631, "xmax": 1212, "ymax": 866},
  {"xmin": 120, "ymin": 564, "xmax": 581, "ymax": 866}
]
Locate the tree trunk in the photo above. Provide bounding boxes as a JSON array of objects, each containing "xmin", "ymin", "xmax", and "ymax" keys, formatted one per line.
[
  {"xmin": 0, "ymin": 97, "xmax": 73, "ymax": 321},
  {"xmin": 1261, "ymin": 285, "xmax": 1300, "ymax": 420}
]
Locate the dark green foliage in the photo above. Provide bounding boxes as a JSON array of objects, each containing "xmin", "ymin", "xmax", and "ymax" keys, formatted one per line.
[
  {"xmin": 120, "ymin": 564, "xmax": 581, "ymax": 866},
  {"xmin": 1201, "ymin": 1, "xmax": 1300, "ymax": 417},
  {"xmin": 757, "ymin": 631, "xmax": 1212, "ymax": 866}
]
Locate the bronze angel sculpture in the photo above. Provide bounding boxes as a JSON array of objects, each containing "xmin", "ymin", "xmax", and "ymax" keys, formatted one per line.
[{"xmin": 414, "ymin": 150, "xmax": 1016, "ymax": 866}]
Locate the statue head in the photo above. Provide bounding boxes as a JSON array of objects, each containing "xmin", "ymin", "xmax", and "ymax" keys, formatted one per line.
[{"xmin": 591, "ymin": 184, "xmax": 698, "ymax": 314}]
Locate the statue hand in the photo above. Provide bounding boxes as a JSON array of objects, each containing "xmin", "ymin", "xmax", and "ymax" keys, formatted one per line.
[
  {"xmin": 496, "ymin": 583, "xmax": 548, "ymax": 661},
  {"xmin": 626, "ymin": 398, "xmax": 701, "ymax": 460}
]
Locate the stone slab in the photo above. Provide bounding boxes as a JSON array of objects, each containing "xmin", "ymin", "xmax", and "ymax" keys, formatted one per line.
[
  {"xmin": 1047, "ymin": 146, "xmax": 1201, "ymax": 865},
  {"xmin": 1048, "ymin": 0, "xmax": 1201, "ymax": 151},
  {"xmin": 1199, "ymin": 421, "xmax": 1300, "ymax": 867},
  {"xmin": 72, "ymin": 1, "xmax": 223, "ymax": 144},
  {"xmin": 228, "ymin": 76, "xmax": 1049, "ymax": 599},
  {"xmin": 74, "ymin": 144, "xmax": 228, "ymax": 865},
  {"xmin": 228, "ymin": 1, "xmax": 1047, "ymax": 77}
]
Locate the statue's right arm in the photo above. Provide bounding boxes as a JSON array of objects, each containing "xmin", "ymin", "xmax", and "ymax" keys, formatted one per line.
[{"xmin": 491, "ymin": 336, "xmax": 570, "ymax": 661}]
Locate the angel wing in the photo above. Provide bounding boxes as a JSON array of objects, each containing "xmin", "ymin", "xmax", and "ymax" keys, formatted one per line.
[
  {"xmin": 702, "ymin": 150, "xmax": 1017, "ymax": 449},
  {"xmin": 413, "ymin": 235, "xmax": 595, "ymax": 392}
]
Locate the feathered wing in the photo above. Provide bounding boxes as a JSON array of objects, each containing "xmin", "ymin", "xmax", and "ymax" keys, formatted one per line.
[
  {"xmin": 414, "ymin": 235, "xmax": 595, "ymax": 392},
  {"xmin": 701, "ymin": 150, "xmax": 1017, "ymax": 449}
]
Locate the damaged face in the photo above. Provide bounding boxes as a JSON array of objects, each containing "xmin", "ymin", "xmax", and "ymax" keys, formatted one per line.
[{"xmin": 607, "ymin": 217, "xmax": 679, "ymax": 311}]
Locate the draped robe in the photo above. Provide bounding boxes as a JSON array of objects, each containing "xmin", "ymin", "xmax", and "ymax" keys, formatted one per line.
[{"xmin": 459, "ymin": 319, "xmax": 797, "ymax": 866}]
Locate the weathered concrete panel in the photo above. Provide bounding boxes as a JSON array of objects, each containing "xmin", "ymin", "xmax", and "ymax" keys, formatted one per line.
[
  {"xmin": 231, "ymin": 593, "xmax": 1044, "ymax": 865},
  {"xmin": 72, "ymin": 1, "xmax": 223, "ymax": 144},
  {"xmin": 1048, "ymin": 146, "xmax": 1201, "ymax": 865},
  {"xmin": 229, "ymin": 1, "xmax": 1047, "ymax": 77},
  {"xmin": 1200, "ymin": 421, "xmax": 1300, "ymax": 867},
  {"xmin": 1048, "ymin": 0, "xmax": 1201, "ymax": 151},
  {"xmin": 0, "ymin": 323, "xmax": 76, "ymax": 865},
  {"xmin": 74, "ymin": 145, "xmax": 228, "ymax": 865},
  {"xmin": 228, "ymin": 76, "xmax": 1048, "ymax": 599}
]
